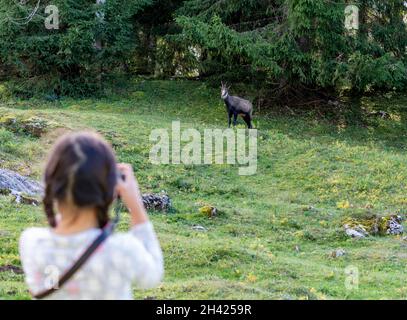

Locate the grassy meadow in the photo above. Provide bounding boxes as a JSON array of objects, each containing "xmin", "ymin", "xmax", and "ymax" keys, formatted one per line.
[{"xmin": 1, "ymin": 79, "xmax": 407, "ymax": 299}]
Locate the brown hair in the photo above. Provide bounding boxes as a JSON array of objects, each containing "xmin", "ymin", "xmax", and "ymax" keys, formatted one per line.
[{"xmin": 43, "ymin": 131, "xmax": 118, "ymax": 228}]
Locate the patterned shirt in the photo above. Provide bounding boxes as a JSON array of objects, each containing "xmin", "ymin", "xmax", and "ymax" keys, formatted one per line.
[{"xmin": 19, "ymin": 221, "xmax": 163, "ymax": 300}]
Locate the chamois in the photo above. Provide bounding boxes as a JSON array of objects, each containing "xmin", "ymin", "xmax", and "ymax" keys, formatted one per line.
[{"xmin": 221, "ymin": 82, "xmax": 253, "ymax": 129}]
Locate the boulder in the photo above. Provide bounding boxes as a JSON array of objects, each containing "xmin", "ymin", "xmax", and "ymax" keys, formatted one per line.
[
  {"xmin": 192, "ymin": 225, "xmax": 207, "ymax": 232},
  {"xmin": 386, "ymin": 215, "xmax": 404, "ymax": 235},
  {"xmin": 344, "ymin": 224, "xmax": 369, "ymax": 238},
  {"xmin": 141, "ymin": 193, "xmax": 172, "ymax": 212},
  {"xmin": 343, "ymin": 214, "xmax": 404, "ymax": 238},
  {"xmin": 330, "ymin": 249, "xmax": 346, "ymax": 258},
  {"xmin": 0, "ymin": 169, "xmax": 43, "ymax": 204},
  {"xmin": 199, "ymin": 205, "xmax": 218, "ymax": 217},
  {"xmin": 20, "ymin": 117, "xmax": 50, "ymax": 137},
  {"xmin": 0, "ymin": 169, "xmax": 42, "ymax": 196}
]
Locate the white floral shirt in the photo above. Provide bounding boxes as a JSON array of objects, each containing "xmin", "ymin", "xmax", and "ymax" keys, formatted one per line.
[{"xmin": 19, "ymin": 222, "xmax": 164, "ymax": 300}]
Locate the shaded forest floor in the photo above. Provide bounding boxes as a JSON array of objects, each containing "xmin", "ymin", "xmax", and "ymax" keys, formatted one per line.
[{"xmin": 1, "ymin": 79, "xmax": 407, "ymax": 299}]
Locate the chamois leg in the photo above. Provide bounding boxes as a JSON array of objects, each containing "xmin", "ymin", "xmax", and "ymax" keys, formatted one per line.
[
  {"xmin": 228, "ymin": 112, "xmax": 233, "ymax": 128},
  {"xmin": 243, "ymin": 114, "xmax": 253, "ymax": 129},
  {"xmin": 233, "ymin": 112, "xmax": 238, "ymax": 127},
  {"xmin": 243, "ymin": 115, "xmax": 251, "ymax": 128}
]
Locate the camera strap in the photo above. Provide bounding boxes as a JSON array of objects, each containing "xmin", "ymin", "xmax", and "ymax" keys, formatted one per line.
[{"xmin": 31, "ymin": 201, "xmax": 122, "ymax": 300}]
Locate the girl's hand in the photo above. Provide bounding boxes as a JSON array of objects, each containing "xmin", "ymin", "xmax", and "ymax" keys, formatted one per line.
[
  {"xmin": 116, "ymin": 163, "xmax": 140, "ymax": 199},
  {"xmin": 116, "ymin": 163, "xmax": 148, "ymax": 225}
]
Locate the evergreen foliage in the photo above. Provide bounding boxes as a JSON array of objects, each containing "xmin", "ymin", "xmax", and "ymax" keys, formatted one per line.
[
  {"xmin": 0, "ymin": 0, "xmax": 152, "ymax": 96},
  {"xmin": 175, "ymin": 0, "xmax": 407, "ymax": 103},
  {"xmin": 0, "ymin": 1, "xmax": 406, "ymax": 101}
]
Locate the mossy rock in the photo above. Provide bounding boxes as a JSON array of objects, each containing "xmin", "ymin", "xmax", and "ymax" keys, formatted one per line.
[
  {"xmin": 20, "ymin": 117, "xmax": 51, "ymax": 137},
  {"xmin": 0, "ymin": 114, "xmax": 58, "ymax": 137},
  {"xmin": 0, "ymin": 115, "xmax": 17, "ymax": 126},
  {"xmin": 199, "ymin": 205, "xmax": 218, "ymax": 217},
  {"xmin": 343, "ymin": 214, "xmax": 403, "ymax": 236}
]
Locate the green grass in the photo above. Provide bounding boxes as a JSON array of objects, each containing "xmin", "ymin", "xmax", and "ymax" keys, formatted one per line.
[{"xmin": 1, "ymin": 79, "xmax": 407, "ymax": 299}]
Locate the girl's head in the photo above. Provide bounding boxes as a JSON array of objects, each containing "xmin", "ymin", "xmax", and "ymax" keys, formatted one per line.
[{"xmin": 43, "ymin": 131, "xmax": 118, "ymax": 228}]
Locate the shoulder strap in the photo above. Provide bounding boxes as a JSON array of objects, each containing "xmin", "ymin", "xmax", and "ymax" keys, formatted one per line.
[
  {"xmin": 32, "ymin": 221, "xmax": 116, "ymax": 299},
  {"xmin": 32, "ymin": 198, "xmax": 122, "ymax": 300}
]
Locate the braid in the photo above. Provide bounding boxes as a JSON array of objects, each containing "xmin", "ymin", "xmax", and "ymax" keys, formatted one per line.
[
  {"xmin": 96, "ymin": 205, "xmax": 109, "ymax": 228},
  {"xmin": 95, "ymin": 149, "xmax": 115, "ymax": 228},
  {"xmin": 43, "ymin": 184, "xmax": 57, "ymax": 228}
]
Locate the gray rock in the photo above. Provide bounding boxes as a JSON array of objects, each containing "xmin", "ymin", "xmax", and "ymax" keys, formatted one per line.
[
  {"xmin": 387, "ymin": 216, "xmax": 404, "ymax": 235},
  {"xmin": 0, "ymin": 169, "xmax": 42, "ymax": 205},
  {"xmin": 344, "ymin": 224, "xmax": 368, "ymax": 238},
  {"xmin": 192, "ymin": 225, "xmax": 207, "ymax": 232},
  {"xmin": 331, "ymin": 249, "xmax": 346, "ymax": 258},
  {"xmin": 0, "ymin": 169, "xmax": 43, "ymax": 196},
  {"xmin": 141, "ymin": 192, "xmax": 172, "ymax": 212}
]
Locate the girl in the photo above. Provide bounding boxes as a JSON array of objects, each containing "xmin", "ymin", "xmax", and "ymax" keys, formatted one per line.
[{"xmin": 19, "ymin": 131, "xmax": 164, "ymax": 299}]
